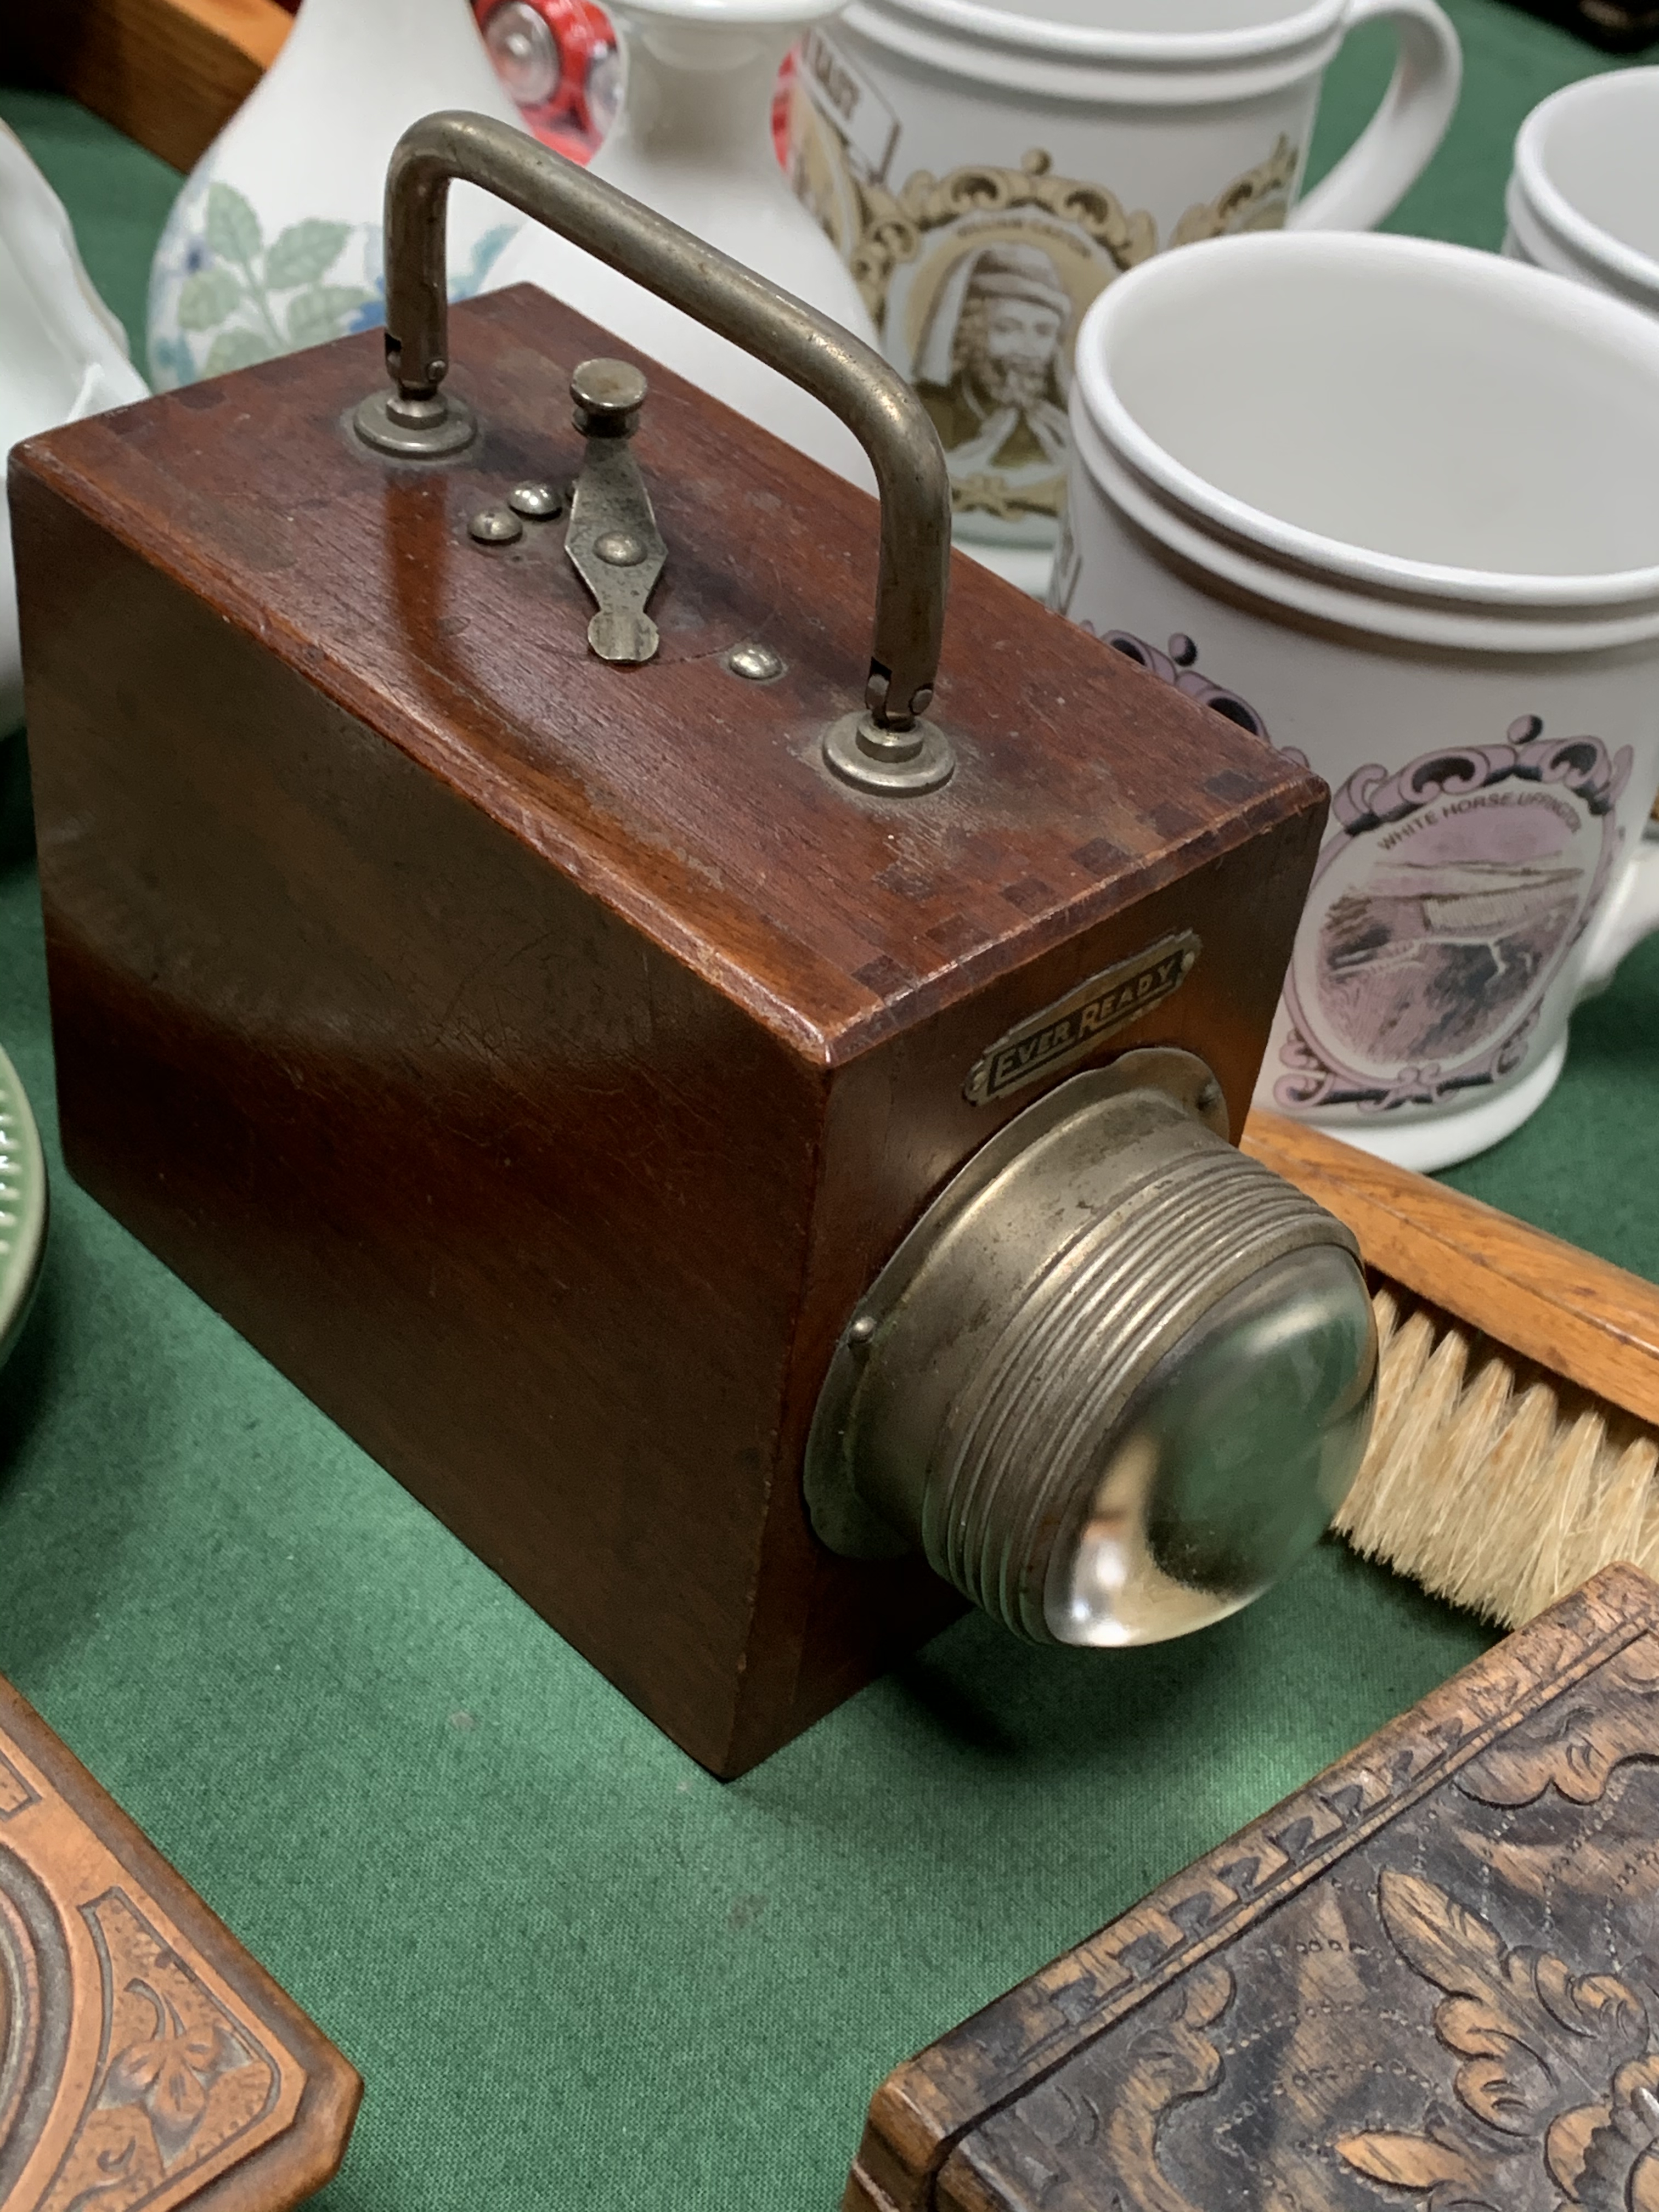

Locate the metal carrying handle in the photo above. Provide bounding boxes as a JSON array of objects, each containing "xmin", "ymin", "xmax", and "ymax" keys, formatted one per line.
[{"xmin": 368, "ymin": 111, "xmax": 951, "ymax": 730}]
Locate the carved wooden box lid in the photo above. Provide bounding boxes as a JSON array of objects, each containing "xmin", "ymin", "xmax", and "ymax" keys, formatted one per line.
[
  {"xmin": 848, "ymin": 1564, "xmax": 1659, "ymax": 2212},
  {"xmin": 0, "ymin": 1674, "xmax": 359, "ymax": 2212}
]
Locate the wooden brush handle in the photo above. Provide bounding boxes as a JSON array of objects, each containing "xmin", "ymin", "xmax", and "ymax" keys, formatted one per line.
[{"xmin": 1242, "ymin": 1109, "xmax": 1659, "ymax": 1426}]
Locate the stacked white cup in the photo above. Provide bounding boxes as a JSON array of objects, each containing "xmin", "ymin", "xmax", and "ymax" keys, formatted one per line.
[
  {"xmin": 1056, "ymin": 228, "xmax": 1659, "ymax": 1172},
  {"xmin": 1503, "ymin": 67, "xmax": 1659, "ymax": 319}
]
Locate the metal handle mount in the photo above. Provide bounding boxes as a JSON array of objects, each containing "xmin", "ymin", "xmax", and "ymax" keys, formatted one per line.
[{"xmin": 354, "ymin": 111, "xmax": 951, "ymax": 732}]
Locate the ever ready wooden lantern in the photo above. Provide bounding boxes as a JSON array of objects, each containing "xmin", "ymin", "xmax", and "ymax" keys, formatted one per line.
[{"xmin": 12, "ymin": 116, "xmax": 1375, "ymax": 1775}]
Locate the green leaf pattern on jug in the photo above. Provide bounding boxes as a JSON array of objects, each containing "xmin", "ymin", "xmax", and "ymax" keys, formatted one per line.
[
  {"xmin": 202, "ymin": 328, "xmax": 273, "ymax": 377},
  {"xmin": 206, "ymin": 179, "xmax": 264, "ymax": 267},
  {"xmin": 286, "ymin": 282, "xmax": 377, "ymax": 350},
  {"xmin": 176, "ymin": 263, "xmax": 243, "ymax": 332},
  {"xmin": 166, "ymin": 184, "xmax": 374, "ymax": 371},
  {"xmin": 148, "ymin": 179, "xmax": 517, "ymax": 390},
  {"xmin": 262, "ymin": 217, "xmax": 351, "ymax": 290}
]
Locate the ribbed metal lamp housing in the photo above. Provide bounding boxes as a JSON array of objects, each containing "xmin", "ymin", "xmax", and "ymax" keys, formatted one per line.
[{"xmin": 805, "ymin": 1051, "xmax": 1377, "ymax": 1646}]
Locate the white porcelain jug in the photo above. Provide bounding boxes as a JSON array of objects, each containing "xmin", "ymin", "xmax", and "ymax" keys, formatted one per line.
[
  {"xmin": 2, "ymin": 123, "xmax": 148, "ymax": 735},
  {"xmin": 148, "ymin": 0, "xmax": 531, "ymax": 391},
  {"xmin": 486, "ymin": 0, "xmax": 880, "ymax": 486}
]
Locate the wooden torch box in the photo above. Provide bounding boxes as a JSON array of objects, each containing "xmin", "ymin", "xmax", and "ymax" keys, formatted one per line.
[
  {"xmin": 0, "ymin": 1672, "xmax": 359, "ymax": 2212},
  {"xmin": 12, "ymin": 283, "xmax": 1326, "ymax": 1776},
  {"xmin": 849, "ymin": 1561, "xmax": 1659, "ymax": 2212}
]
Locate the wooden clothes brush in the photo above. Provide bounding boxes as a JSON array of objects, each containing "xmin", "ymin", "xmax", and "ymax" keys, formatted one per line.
[{"xmin": 1242, "ymin": 1109, "xmax": 1659, "ymax": 1628}]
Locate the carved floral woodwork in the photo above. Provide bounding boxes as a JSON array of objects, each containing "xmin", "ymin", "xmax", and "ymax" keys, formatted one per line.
[
  {"xmin": 849, "ymin": 1565, "xmax": 1659, "ymax": 2212},
  {"xmin": 0, "ymin": 1678, "xmax": 359, "ymax": 2212}
]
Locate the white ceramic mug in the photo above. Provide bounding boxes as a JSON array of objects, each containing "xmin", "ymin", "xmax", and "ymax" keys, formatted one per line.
[
  {"xmin": 1054, "ymin": 229, "xmax": 1659, "ymax": 1173},
  {"xmin": 785, "ymin": 0, "xmax": 1462, "ymax": 596},
  {"xmin": 1504, "ymin": 66, "xmax": 1659, "ymax": 319}
]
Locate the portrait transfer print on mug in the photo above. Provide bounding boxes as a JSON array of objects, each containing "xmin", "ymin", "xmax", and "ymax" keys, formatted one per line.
[
  {"xmin": 1093, "ymin": 631, "xmax": 1633, "ymax": 1117},
  {"xmin": 787, "ymin": 32, "xmax": 1298, "ymax": 540}
]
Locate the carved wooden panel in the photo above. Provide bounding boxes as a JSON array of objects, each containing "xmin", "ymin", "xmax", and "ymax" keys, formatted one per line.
[
  {"xmin": 0, "ymin": 1675, "xmax": 359, "ymax": 2212},
  {"xmin": 848, "ymin": 1564, "xmax": 1659, "ymax": 2212}
]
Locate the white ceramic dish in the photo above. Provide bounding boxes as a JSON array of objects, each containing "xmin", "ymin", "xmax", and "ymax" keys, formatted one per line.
[{"xmin": 0, "ymin": 1046, "xmax": 47, "ymax": 1373}]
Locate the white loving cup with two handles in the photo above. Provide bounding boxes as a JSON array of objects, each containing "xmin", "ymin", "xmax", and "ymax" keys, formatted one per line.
[
  {"xmin": 1504, "ymin": 66, "xmax": 1659, "ymax": 319},
  {"xmin": 1054, "ymin": 229, "xmax": 1659, "ymax": 1174},
  {"xmin": 785, "ymin": 0, "xmax": 1462, "ymax": 599}
]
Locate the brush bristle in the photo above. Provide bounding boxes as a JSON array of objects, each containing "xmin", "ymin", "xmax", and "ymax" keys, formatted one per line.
[{"xmin": 1333, "ymin": 1284, "xmax": 1659, "ymax": 1627}]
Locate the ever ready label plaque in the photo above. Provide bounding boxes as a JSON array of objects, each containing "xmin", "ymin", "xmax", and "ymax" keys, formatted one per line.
[{"xmin": 964, "ymin": 932, "xmax": 1200, "ymax": 1106}]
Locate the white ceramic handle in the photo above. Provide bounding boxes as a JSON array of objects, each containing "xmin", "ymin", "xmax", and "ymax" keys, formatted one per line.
[
  {"xmin": 1576, "ymin": 825, "xmax": 1659, "ymax": 1003},
  {"xmin": 1290, "ymin": 0, "xmax": 1462, "ymax": 234}
]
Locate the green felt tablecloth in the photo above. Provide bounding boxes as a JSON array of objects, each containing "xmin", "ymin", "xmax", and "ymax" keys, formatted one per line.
[{"xmin": 3, "ymin": 10, "xmax": 1658, "ymax": 2207}]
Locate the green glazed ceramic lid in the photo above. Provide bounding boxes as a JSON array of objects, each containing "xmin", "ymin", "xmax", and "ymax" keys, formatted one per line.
[{"xmin": 0, "ymin": 1045, "xmax": 47, "ymax": 1369}]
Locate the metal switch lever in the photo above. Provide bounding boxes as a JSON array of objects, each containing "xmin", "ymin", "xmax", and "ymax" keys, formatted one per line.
[
  {"xmin": 562, "ymin": 359, "xmax": 667, "ymax": 665},
  {"xmin": 351, "ymin": 110, "xmax": 951, "ymax": 735}
]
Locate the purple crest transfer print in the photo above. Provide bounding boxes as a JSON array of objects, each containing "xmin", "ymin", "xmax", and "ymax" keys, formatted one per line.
[
  {"xmin": 1093, "ymin": 630, "xmax": 1277, "ymax": 745},
  {"xmin": 1283, "ymin": 719, "xmax": 1629, "ymax": 1113},
  {"xmin": 1097, "ymin": 635, "xmax": 1633, "ymax": 1118}
]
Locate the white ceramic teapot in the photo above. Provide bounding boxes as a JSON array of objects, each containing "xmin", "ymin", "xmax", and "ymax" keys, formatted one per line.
[
  {"xmin": 484, "ymin": 0, "xmax": 881, "ymax": 486},
  {"xmin": 1, "ymin": 123, "xmax": 148, "ymax": 736}
]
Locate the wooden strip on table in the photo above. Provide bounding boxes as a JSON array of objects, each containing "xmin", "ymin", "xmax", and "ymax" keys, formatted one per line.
[{"xmin": 13, "ymin": 0, "xmax": 290, "ymax": 172}]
